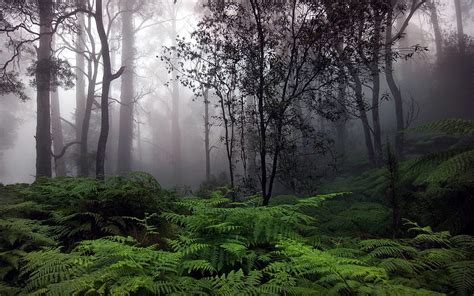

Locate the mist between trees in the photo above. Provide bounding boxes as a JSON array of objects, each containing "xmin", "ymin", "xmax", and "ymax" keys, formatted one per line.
[{"xmin": 0, "ymin": 0, "xmax": 472, "ymax": 200}]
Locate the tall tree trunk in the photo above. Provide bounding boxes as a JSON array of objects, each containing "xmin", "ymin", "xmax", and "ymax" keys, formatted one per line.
[
  {"xmin": 453, "ymin": 0, "xmax": 465, "ymax": 54},
  {"xmin": 246, "ymin": 99, "xmax": 258, "ymax": 189},
  {"xmin": 50, "ymin": 36, "xmax": 66, "ymax": 176},
  {"xmin": 79, "ymin": 13, "xmax": 99, "ymax": 176},
  {"xmin": 428, "ymin": 0, "xmax": 443, "ymax": 60},
  {"xmin": 117, "ymin": 0, "xmax": 135, "ymax": 174},
  {"xmin": 335, "ymin": 81, "xmax": 347, "ymax": 159},
  {"xmin": 371, "ymin": 68, "xmax": 382, "ymax": 164},
  {"xmin": 0, "ymin": 151, "xmax": 4, "ymax": 179},
  {"xmin": 348, "ymin": 67, "xmax": 376, "ymax": 166},
  {"xmin": 249, "ymin": 0, "xmax": 269, "ymax": 205},
  {"xmin": 385, "ymin": 7, "xmax": 405, "ymax": 158},
  {"xmin": 170, "ymin": 12, "xmax": 182, "ymax": 185},
  {"xmin": 75, "ymin": 0, "xmax": 86, "ymax": 171},
  {"xmin": 35, "ymin": 0, "xmax": 54, "ymax": 179},
  {"xmin": 371, "ymin": 13, "xmax": 383, "ymax": 165},
  {"xmin": 106, "ymin": 0, "xmax": 119, "ymax": 175},
  {"xmin": 203, "ymin": 88, "xmax": 211, "ymax": 181},
  {"xmin": 95, "ymin": 0, "xmax": 124, "ymax": 180},
  {"xmin": 79, "ymin": 57, "xmax": 99, "ymax": 175}
]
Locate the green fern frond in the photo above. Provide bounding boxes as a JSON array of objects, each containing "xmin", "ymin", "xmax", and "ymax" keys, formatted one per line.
[
  {"xmin": 411, "ymin": 119, "xmax": 474, "ymax": 135},
  {"xmin": 448, "ymin": 261, "xmax": 474, "ymax": 296}
]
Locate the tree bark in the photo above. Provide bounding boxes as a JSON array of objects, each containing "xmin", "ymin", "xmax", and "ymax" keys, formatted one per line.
[
  {"xmin": 348, "ymin": 66, "xmax": 376, "ymax": 166},
  {"xmin": 203, "ymin": 88, "xmax": 211, "ymax": 181},
  {"xmin": 385, "ymin": 7, "xmax": 405, "ymax": 158},
  {"xmin": 75, "ymin": 0, "xmax": 86, "ymax": 152},
  {"xmin": 117, "ymin": 0, "xmax": 135, "ymax": 174},
  {"xmin": 35, "ymin": 0, "xmax": 54, "ymax": 179},
  {"xmin": 428, "ymin": 0, "xmax": 443, "ymax": 60},
  {"xmin": 453, "ymin": 0, "xmax": 465, "ymax": 54},
  {"xmin": 50, "ymin": 45, "xmax": 66, "ymax": 176},
  {"xmin": 95, "ymin": 0, "xmax": 124, "ymax": 180},
  {"xmin": 371, "ymin": 13, "xmax": 383, "ymax": 165},
  {"xmin": 249, "ymin": 0, "xmax": 269, "ymax": 205},
  {"xmin": 79, "ymin": 13, "xmax": 99, "ymax": 176},
  {"xmin": 335, "ymin": 78, "xmax": 347, "ymax": 159}
]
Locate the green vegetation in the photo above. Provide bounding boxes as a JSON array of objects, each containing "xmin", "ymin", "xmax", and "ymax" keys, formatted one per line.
[
  {"xmin": 1, "ymin": 120, "xmax": 473, "ymax": 295},
  {"xmin": 0, "ymin": 180, "xmax": 473, "ymax": 294}
]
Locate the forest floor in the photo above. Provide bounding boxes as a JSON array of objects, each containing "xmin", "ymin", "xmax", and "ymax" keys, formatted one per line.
[{"xmin": 0, "ymin": 169, "xmax": 473, "ymax": 295}]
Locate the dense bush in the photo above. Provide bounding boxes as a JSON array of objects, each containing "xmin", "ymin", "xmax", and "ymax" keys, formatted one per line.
[{"xmin": 0, "ymin": 175, "xmax": 473, "ymax": 295}]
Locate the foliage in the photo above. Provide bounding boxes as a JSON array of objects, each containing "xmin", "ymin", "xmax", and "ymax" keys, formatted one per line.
[
  {"xmin": 319, "ymin": 119, "xmax": 474, "ymax": 234},
  {"xmin": 19, "ymin": 172, "xmax": 175, "ymax": 245},
  {"xmin": 1, "ymin": 178, "xmax": 472, "ymax": 295}
]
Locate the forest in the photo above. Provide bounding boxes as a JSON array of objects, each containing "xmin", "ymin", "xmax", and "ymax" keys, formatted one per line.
[{"xmin": 0, "ymin": 0, "xmax": 473, "ymax": 295}]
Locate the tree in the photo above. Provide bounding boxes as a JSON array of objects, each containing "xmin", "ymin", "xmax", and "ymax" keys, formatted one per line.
[
  {"xmin": 384, "ymin": 0, "xmax": 426, "ymax": 158},
  {"xmin": 0, "ymin": 0, "xmax": 85, "ymax": 179},
  {"xmin": 117, "ymin": 0, "xmax": 136, "ymax": 174},
  {"xmin": 94, "ymin": 0, "xmax": 125, "ymax": 180},
  {"xmin": 50, "ymin": 36, "xmax": 66, "ymax": 177},
  {"xmin": 174, "ymin": 0, "xmax": 364, "ymax": 205},
  {"xmin": 75, "ymin": 0, "xmax": 87, "ymax": 169},
  {"xmin": 453, "ymin": 0, "xmax": 465, "ymax": 54},
  {"xmin": 34, "ymin": 0, "xmax": 56, "ymax": 178},
  {"xmin": 427, "ymin": 0, "xmax": 443, "ymax": 60}
]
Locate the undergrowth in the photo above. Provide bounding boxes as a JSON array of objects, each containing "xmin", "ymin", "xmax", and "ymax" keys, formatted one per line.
[{"xmin": 0, "ymin": 120, "xmax": 473, "ymax": 295}]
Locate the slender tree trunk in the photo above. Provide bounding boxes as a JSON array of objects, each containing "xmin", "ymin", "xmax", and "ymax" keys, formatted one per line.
[
  {"xmin": 453, "ymin": 0, "xmax": 465, "ymax": 54},
  {"xmin": 335, "ymin": 81, "xmax": 347, "ymax": 159},
  {"xmin": 79, "ymin": 14, "xmax": 99, "ymax": 176},
  {"xmin": 203, "ymin": 88, "xmax": 211, "ymax": 181},
  {"xmin": 428, "ymin": 0, "xmax": 443, "ymax": 60},
  {"xmin": 117, "ymin": 0, "xmax": 135, "ymax": 174},
  {"xmin": 385, "ymin": 8, "xmax": 405, "ymax": 158},
  {"xmin": 246, "ymin": 99, "xmax": 258, "ymax": 189},
  {"xmin": 35, "ymin": 0, "xmax": 54, "ymax": 179},
  {"xmin": 371, "ymin": 13, "xmax": 383, "ymax": 165},
  {"xmin": 50, "ymin": 37, "xmax": 66, "ymax": 176},
  {"xmin": 80, "ymin": 56, "xmax": 99, "ymax": 176},
  {"xmin": 95, "ymin": 0, "xmax": 124, "ymax": 180},
  {"xmin": 349, "ymin": 67, "xmax": 376, "ymax": 166},
  {"xmin": 106, "ymin": 0, "xmax": 119, "ymax": 175},
  {"xmin": 249, "ymin": 0, "xmax": 269, "ymax": 205},
  {"xmin": 0, "ymin": 152, "xmax": 4, "ymax": 179},
  {"xmin": 75, "ymin": 0, "xmax": 86, "ymax": 155},
  {"xmin": 371, "ymin": 68, "xmax": 382, "ymax": 165}
]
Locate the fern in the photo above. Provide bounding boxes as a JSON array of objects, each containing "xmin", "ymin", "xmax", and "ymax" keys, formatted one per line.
[
  {"xmin": 448, "ymin": 261, "xmax": 474, "ymax": 296},
  {"xmin": 411, "ymin": 118, "xmax": 474, "ymax": 135}
]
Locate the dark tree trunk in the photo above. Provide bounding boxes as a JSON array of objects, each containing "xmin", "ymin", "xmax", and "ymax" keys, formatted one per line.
[
  {"xmin": 79, "ymin": 14, "xmax": 99, "ymax": 176},
  {"xmin": 371, "ymin": 67, "xmax": 382, "ymax": 165},
  {"xmin": 106, "ymin": 0, "xmax": 120, "ymax": 175},
  {"xmin": 75, "ymin": 0, "xmax": 86, "ymax": 150},
  {"xmin": 371, "ymin": 13, "xmax": 383, "ymax": 165},
  {"xmin": 349, "ymin": 67, "xmax": 376, "ymax": 166},
  {"xmin": 335, "ymin": 81, "xmax": 347, "ymax": 159},
  {"xmin": 249, "ymin": 0, "xmax": 269, "ymax": 205},
  {"xmin": 428, "ymin": 0, "xmax": 443, "ymax": 60},
  {"xmin": 453, "ymin": 0, "xmax": 465, "ymax": 54},
  {"xmin": 50, "ymin": 79, "xmax": 66, "ymax": 176},
  {"xmin": 117, "ymin": 0, "xmax": 135, "ymax": 174},
  {"xmin": 203, "ymin": 88, "xmax": 211, "ymax": 181},
  {"xmin": 385, "ymin": 8, "xmax": 405, "ymax": 158},
  {"xmin": 246, "ymin": 99, "xmax": 258, "ymax": 189},
  {"xmin": 35, "ymin": 0, "xmax": 54, "ymax": 179},
  {"xmin": 79, "ymin": 57, "xmax": 99, "ymax": 176},
  {"xmin": 95, "ymin": 0, "xmax": 124, "ymax": 180}
]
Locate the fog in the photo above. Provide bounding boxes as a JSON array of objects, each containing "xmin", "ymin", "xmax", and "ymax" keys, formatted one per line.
[{"xmin": 0, "ymin": 0, "xmax": 473, "ymax": 194}]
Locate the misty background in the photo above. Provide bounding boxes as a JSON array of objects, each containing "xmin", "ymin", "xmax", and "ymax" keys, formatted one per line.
[{"xmin": 0, "ymin": 0, "xmax": 473, "ymax": 191}]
